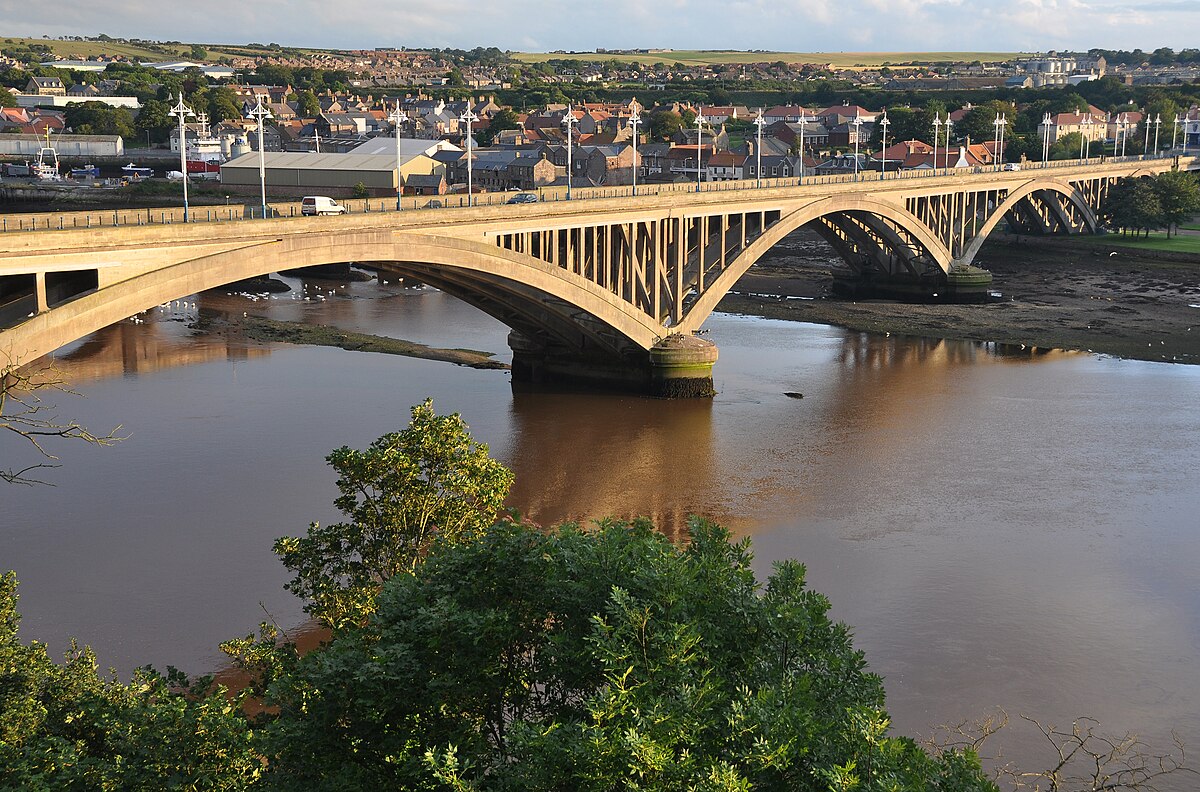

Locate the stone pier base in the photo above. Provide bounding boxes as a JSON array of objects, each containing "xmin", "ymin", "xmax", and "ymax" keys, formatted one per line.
[
  {"xmin": 508, "ymin": 331, "xmax": 719, "ymax": 398},
  {"xmin": 648, "ymin": 335, "xmax": 718, "ymax": 398}
]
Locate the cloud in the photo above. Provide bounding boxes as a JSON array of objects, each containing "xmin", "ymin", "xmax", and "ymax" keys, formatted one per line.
[{"xmin": 0, "ymin": 0, "xmax": 1197, "ymax": 52}]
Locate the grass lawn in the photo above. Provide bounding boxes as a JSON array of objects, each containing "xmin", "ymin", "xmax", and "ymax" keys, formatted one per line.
[
  {"xmin": 1, "ymin": 36, "xmax": 189, "ymax": 61},
  {"xmin": 1086, "ymin": 231, "xmax": 1200, "ymax": 255},
  {"xmin": 512, "ymin": 51, "xmax": 1023, "ymax": 68}
]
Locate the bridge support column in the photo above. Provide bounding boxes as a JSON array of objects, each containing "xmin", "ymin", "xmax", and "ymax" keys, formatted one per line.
[
  {"xmin": 649, "ymin": 335, "xmax": 718, "ymax": 398},
  {"xmin": 34, "ymin": 272, "xmax": 48, "ymax": 314},
  {"xmin": 508, "ymin": 332, "xmax": 718, "ymax": 398}
]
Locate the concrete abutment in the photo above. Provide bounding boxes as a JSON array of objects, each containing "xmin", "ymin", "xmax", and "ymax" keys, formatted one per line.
[{"xmin": 508, "ymin": 331, "xmax": 718, "ymax": 398}]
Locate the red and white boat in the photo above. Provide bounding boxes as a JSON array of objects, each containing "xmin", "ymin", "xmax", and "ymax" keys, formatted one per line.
[{"xmin": 184, "ymin": 113, "xmax": 226, "ymax": 178}]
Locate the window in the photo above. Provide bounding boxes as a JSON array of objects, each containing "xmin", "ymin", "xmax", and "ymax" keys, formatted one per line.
[{"xmin": 771, "ymin": 166, "xmax": 778, "ymax": 176}]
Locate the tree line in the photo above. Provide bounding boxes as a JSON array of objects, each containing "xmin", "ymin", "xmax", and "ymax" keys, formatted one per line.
[
  {"xmin": 1102, "ymin": 171, "xmax": 1200, "ymax": 238},
  {"xmin": 2, "ymin": 399, "xmax": 1194, "ymax": 790}
]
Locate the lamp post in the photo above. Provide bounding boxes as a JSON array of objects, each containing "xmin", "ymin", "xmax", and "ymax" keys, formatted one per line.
[
  {"xmin": 1042, "ymin": 112, "xmax": 1052, "ymax": 165},
  {"xmin": 171, "ymin": 94, "xmax": 194, "ymax": 222},
  {"xmin": 851, "ymin": 113, "xmax": 863, "ymax": 179},
  {"xmin": 388, "ymin": 101, "xmax": 408, "ymax": 211},
  {"xmin": 1184, "ymin": 112, "xmax": 1191, "ymax": 155},
  {"xmin": 943, "ymin": 117, "xmax": 953, "ymax": 174},
  {"xmin": 797, "ymin": 114, "xmax": 806, "ymax": 185},
  {"xmin": 1154, "ymin": 114, "xmax": 1162, "ymax": 157},
  {"xmin": 562, "ymin": 105, "xmax": 576, "ymax": 199},
  {"xmin": 628, "ymin": 108, "xmax": 640, "ymax": 195},
  {"xmin": 460, "ymin": 109, "xmax": 478, "ymax": 206},
  {"xmin": 993, "ymin": 113, "xmax": 1007, "ymax": 171},
  {"xmin": 932, "ymin": 113, "xmax": 941, "ymax": 177},
  {"xmin": 753, "ymin": 109, "xmax": 765, "ymax": 187},
  {"xmin": 1119, "ymin": 112, "xmax": 1128, "ymax": 158},
  {"xmin": 695, "ymin": 109, "xmax": 706, "ymax": 193},
  {"xmin": 246, "ymin": 96, "xmax": 273, "ymax": 220},
  {"xmin": 1083, "ymin": 117, "xmax": 1093, "ymax": 161},
  {"xmin": 879, "ymin": 111, "xmax": 890, "ymax": 178},
  {"xmin": 1143, "ymin": 112, "xmax": 1150, "ymax": 158}
]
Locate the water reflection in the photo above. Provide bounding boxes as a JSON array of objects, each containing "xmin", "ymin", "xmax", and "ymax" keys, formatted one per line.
[{"xmin": 506, "ymin": 389, "xmax": 716, "ymax": 539}]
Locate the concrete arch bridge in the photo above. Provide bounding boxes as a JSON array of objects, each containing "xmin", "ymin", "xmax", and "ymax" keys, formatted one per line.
[{"xmin": 1, "ymin": 156, "xmax": 1194, "ymax": 394}]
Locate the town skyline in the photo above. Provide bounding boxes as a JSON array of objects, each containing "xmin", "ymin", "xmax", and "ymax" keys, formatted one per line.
[{"xmin": 2, "ymin": 0, "xmax": 1199, "ymax": 55}]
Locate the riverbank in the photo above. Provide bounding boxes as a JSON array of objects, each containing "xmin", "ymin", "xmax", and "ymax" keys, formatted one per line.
[{"xmin": 720, "ymin": 229, "xmax": 1200, "ymax": 365}]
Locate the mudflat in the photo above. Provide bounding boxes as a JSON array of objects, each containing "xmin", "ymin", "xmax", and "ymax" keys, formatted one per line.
[{"xmin": 720, "ymin": 229, "xmax": 1200, "ymax": 365}]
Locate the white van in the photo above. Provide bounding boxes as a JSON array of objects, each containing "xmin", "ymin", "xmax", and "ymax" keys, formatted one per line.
[{"xmin": 301, "ymin": 196, "xmax": 346, "ymax": 216}]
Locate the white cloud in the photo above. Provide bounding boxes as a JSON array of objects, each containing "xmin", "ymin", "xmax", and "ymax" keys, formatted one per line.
[{"xmin": 0, "ymin": 0, "xmax": 1197, "ymax": 52}]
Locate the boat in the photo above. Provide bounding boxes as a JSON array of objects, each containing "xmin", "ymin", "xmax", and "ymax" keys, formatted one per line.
[
  {"xmin": 184, "ymin": 112, "xmax": 226, "ymax": 178},
  {"xmin": 70, "ymin": 164, "xmax": 100, "ymax": 179},
  {"xmin": 33, "ymin": 128, "xmax": 61, "ymax": 181},
  {"xmin": 121, "ymin": 163, "xmax": 155, "ymax": 178}
]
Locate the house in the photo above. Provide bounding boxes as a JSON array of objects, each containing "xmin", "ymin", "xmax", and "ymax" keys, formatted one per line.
[
  {"xmin": 506, "ymin": 153, "xmax": 558, "ymax": 190},
  {"xmin": 763, "ymin": 106, "xmax": 815, "ymax": 124},
  {"xmin": 66, "ymin": 83, "xmax": 101, "ymax": 99},
  {"xmin": 25, "ymin": 76, "xmax": 66, "ymax": 96},
  {"xmin": 706, "ymin": 151, "xmax": 746, "ymax": 181},
  {"xmin": 745, "ymin": 154, "xmax": 805, "ymax": 180},
  {"xmin": 1038, "ymin": 111, "xmax": 1108, "ymax": 144},
  {"xmin": 577, "ymin": 144, "xmax": 638, "ymax": 186},
  {"xmin": 404, "ymin": 172, "xmax": 446, "ymax": 195}
]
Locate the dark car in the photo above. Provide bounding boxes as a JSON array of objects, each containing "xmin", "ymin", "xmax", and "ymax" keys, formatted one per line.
[{"xmin": 507, "ymin": 192, "xmax": 539, "ymax": 204}]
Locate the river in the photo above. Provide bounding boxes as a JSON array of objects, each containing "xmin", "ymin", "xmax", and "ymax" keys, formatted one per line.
[{"xmin": 3, "ymin": 271, "xmax": 1199, "ymax": 784}]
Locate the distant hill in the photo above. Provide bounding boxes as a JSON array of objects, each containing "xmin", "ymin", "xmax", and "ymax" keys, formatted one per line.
[{"xmin": 512, "ymin": 50, "xmax": 1026, "ymax": 68}]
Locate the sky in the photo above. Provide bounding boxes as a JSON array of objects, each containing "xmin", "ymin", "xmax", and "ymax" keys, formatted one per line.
[{"xmin": 1, "ymin": 0, "xmax": 1198, "ymax": 54}]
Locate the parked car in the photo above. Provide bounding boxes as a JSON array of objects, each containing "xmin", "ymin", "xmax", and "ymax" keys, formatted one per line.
[
  {"xmin": 301, "ymin": 196, "xmax": 346, "ymax": 216},
  {"xmin": 1003, "ymin": 163, "xmax": 1020, "ymax": 171},
  {"xmin": 507, "ymin": 192, "xmax": 539, "ymax": 204}
]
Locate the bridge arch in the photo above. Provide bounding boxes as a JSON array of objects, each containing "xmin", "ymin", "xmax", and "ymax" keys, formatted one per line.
[
  {"xmin": 677, "ymin": 195, "xmax": 953, "ymax": 334},
  {"xmin": 956, "ymin": 179, "xmax": 1097, "ymax": 266},
  {"xmin": 2, "ymin": 231, "xmax": 667, "ymax": 365}
]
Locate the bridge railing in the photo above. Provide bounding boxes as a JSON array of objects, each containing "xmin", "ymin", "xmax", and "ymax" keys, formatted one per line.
[{"xmin": 0, "ymin": 150, "xmax": 1193, "ymax": 235}]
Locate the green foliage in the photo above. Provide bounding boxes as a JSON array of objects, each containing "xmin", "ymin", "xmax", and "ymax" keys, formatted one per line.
[
  {"xmin": 258, "ymin": 518, "xmax": 997, "ymax": 791},
  {"xmin": 351, "ymin": 181, "xmax": 369, "ymax": 199},
  {"xmin": 190, "ymin": 43, "xmax": 207, "ymax": 60},
  {"xmin": 1154, "ymin": 170, "xmax": 1200, "ymax": 236},
  {"xmin": 477, "ymin": 108, "xmax": 520, "ymax": 146},
  {"xmin": 1103, "ymin": 172, "xmax": 1200, "ymax": 238},
  {"xmin": 134, "ymin": 97, "xmax": 172, "ymax": 144},
  {"xmin": 272, "ymin": 399, "xmax": 513, "ymax": 628},
  {"xmin": 0, "ymin": 572, "xmax": 259, "ymax": 790},
  {"xmin": 295, "ymin": 89, "xmax": 320, "ymax": 117},
  {"xmin": 206, "ymin": 86, "xmax": 242, "ymax": 124},
  {"xmin": 63, "ymin": 101, "xmax": 134, "ymax": 138}
]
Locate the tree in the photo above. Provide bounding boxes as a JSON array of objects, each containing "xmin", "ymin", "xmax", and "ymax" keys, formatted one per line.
[
  {"xmin": 478, "ymin": 107, "xmax": 520, "ymax": 145},
  {"xmin": 649, "ymin": 109, "xmax": 685, "ymax": 141},
  {"xmin": 0, "ymin": 572, "xmax": 260, "ymax": 789},
  {"xmin": 206, "ymin": 85, "xmax": 241, "ymax": 124},
  {"xmin": 63, "ymin": 101, "xmax": 134, "ymax": 138},
  {"xmin": 1154, "ymin": 170, "xmax": 1200, "ymax": 236},
  {"xmin": 134, "ymin": 97, "xmax": 172, "ymax": 144},
  {"xmin": 2, "ymin": 360, "xmax": 122, "ymax": 485},
  {"xmin": 272, "ymin": 399, "xmax": 513, "ymax": 628},
  {"xmin": 295, "ymin": 89, "xmax": 320, "ymax": 117},
  {"xmin": 258, "ymin": 518, "xmax": 998, "ymax": 791},
  {"xmin": 189, "ymin": 43, "xmax": 207, "ymax": 60},
  {"xmin": 1104, "ymin": 177, "xmax": 1164, "ymax": 237}
]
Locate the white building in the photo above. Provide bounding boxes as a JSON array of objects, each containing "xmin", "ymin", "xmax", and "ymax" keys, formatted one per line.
[
  {"xmin": 0, "ymin": 134, "xmax": 124, "ymax": 157},
  {"xmin": 14, "ymin": 94, "xmax": 140, "ymax": 110}
]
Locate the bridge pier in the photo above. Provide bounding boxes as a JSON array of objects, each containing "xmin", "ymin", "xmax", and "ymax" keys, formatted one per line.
[
  {"xmin": 832, "ymin": 263, "xmax": 993, "ymax": 303},
  {"xmin": 508, "ymin": 332, "xmax": 718, "ymax": 398}
]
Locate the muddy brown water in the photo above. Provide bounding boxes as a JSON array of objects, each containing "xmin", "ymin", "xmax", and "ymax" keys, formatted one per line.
[{"xmin": 2, "ymin": 269, "xmax": 1199, "ymax": 785}]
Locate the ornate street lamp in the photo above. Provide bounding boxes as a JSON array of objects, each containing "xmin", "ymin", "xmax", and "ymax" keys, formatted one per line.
[
  {"xmin": 247, "ymin": 96, "xmax": 273, "ymax": 219},
  {"xmin": 993, "ymin": 113, "xmax": 1007, "ymax": 171},
  {"xmin": 460, "ymin": 109, "xmax": 478, "ymax": 206},
  {"xmin": 388, "ymin": 102, "xmax": 409, "ymax": 211},
  {"xmin": 1153, "ymin": 114, "xmax": 1162, "ymax": 157},
  {"xmin": 944, "ymin": 117, "xmax": 954, "ymax": 174},
  {"xmin": 561, "ymin": 106, "xmax": 577, "ymax": 199},
  {"xmin": 932, "ymin": 113, "xmax": 941, "ymax": 177},
  {"xmin": 695, "ymin": 109, "xmax": 706, "ymax": 193},
  {"xmin": 797, "ymin": 114, "xmax": 806, "ymax": 185},
  {"xmin": 879, "ymin": 111, "xmax": 890, "ymax": 178},
  {"xmin": 851, "ymin": 112, "xmax": 863, "ymax": 179},
  {"xmin": 1042, "ymin": 112, "xmax": 1052, "ymax": 164},
  {"xmin": 1172, "ymin": 114, "xmax": 1181, "ymax": 151},
  {"xmin": 628, "ymin": 108, "xmax": 640, "ymax": 195},
  {"xmin": 753, "ymin": 109, "xmax": 765, "ymax": 187},
  {"xmin": 1082, "ymin": 117, "xmax": 1093, "ymax": 161},
  {"xmin": 171, "ymin": 93, "xmax": 194, "ymax": 221}
]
